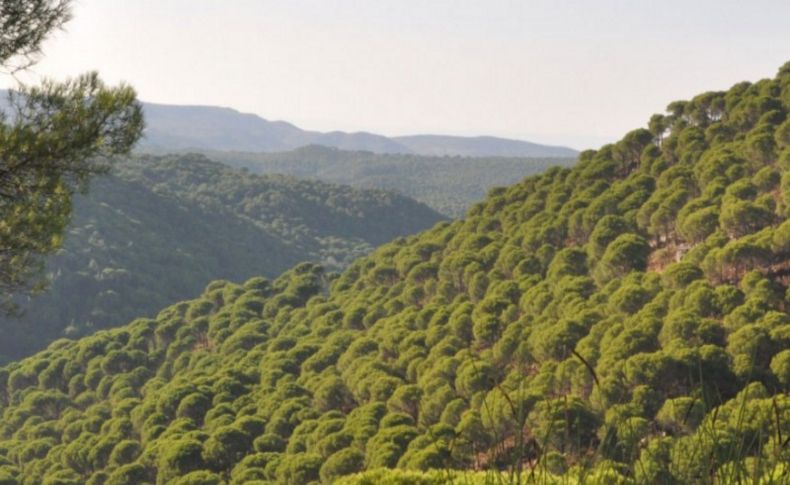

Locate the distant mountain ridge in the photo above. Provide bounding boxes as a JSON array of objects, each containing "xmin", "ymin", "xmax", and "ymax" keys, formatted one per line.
[
  {"xmin": 139, "ymin": 101, "xmax": 578, "ymax": 157},
  {"xmin": 0, "ymin": 90, "xmax": 578, "ymax": 155}
]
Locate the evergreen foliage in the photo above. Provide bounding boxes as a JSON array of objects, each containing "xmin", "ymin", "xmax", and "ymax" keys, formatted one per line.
[
  {"xmin": 0, "ymin": 154, "xmax": 444, "ymax": 362},
  {"xmin": 0, "ymin": 4, "xmax": 144, "ymax": 312},
  {"xmin": 3, "ymin": 63, "xmax": 790, "ymax": 484}
]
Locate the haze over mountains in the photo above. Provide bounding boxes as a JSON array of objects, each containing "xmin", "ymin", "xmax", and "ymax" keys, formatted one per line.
[
  {"xmin": 139, "ymin": 101, "xmax": 578, "ymax": 157},
  {"xmin": 0, "ymin": 89, "xmax": 576, "ymax": 157}
]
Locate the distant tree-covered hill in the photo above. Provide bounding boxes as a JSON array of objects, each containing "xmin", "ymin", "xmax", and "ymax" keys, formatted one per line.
[
  {"xmin": 206, "ymin": 145, "xmax": 575, "ymax": 217},
  {"xmin": 393, "ymin": 134, "xmax": 577, "ymax": 157},
  {"xmin": 3, "ymin": 64, "xmax": 790, "ymax": 484},
  {"xmin": 0, "ymin": 154, "xmax": 444, "ymax": 362},
  {"xmin": 137, "ymin": 100, "xmax": 578, "ymax": 157}
]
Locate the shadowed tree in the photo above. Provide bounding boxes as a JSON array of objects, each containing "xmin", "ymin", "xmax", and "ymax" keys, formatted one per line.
[
  {"xmin": 0, "ymin": 0, "xmax": 143, "ymax": 310},
  {"xmin": 0, "ymin": 0, "xmax": 71, "ymax": 70}
]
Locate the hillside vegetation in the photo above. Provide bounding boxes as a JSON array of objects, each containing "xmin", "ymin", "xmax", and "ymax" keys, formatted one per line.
[
  {"xmin": 0, "ymin": 154, "xmax": 443, "ymax": 362},
  {"xmin": 3, "ymin": 63, "xmax": 790, "ymax": 484},
  {"xmin": 208, "ymin": 146, "xmax": 574, "ymax": 217}
]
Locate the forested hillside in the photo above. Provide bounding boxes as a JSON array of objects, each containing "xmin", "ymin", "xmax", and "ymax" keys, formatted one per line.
[
  {"xmin": 3, "ymin": 63, "xmax": 790, "ymax": 485},
  {"xmin": 0, "ymin": 154, "xmax": 444, "ymax": 363},
  {"xmin": 207, "ymin": 146, "xmax": 574, "ymax": 217},
  {"xmin": 393, "ymin": 135, "xmax": 578, "ymax": 158}
]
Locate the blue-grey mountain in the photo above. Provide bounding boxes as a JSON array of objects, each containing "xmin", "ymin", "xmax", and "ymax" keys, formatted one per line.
[{"xmin": 139, "ymin": 101, "xmax": 577, "ymax": 157}]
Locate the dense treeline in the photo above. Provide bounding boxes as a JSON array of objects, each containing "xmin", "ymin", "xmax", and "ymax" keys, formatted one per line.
[
  {"xmin": 204, "ymin": 146, "xmax": 574, "ymax": 217},
  {"xmin": 3, "ymin": 63, "xmax": 790, "ymax": 484},
  {"xmin": 0, "ymin": 154, "xmax": 444, "ymax": 363}
]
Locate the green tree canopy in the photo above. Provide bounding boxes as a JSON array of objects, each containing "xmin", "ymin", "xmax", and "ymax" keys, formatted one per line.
[{"xmin": 0, "ymin": 0, "xmax": 143, "ymax": 309}]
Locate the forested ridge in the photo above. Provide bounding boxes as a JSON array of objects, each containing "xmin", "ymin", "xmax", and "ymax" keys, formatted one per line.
[
  {"xmin": 0, "ymin": 154, "xmax": 444, "ymax": 363},
  {"xmin": 205, "ymin": 146, "xmax": 574, "ymax": 218},
  {"xmin": 3, "ymin": 63, "xmax": 790, "ymax": 485}
]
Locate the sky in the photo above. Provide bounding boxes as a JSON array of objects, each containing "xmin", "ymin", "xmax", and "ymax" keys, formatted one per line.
[{"xmin": 2, "ymin": 0, "xmax": 790, "ymax": 150}]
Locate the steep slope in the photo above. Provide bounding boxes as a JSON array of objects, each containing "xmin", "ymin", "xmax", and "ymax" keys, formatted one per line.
[
  {"xmin": 0, "ymin": 154, "xmax": 444, "ymax": 363},
  {"xmin": 3, "ymin": 63, "xmax": 790, "ymax": 485},
  {"xmin": 207, "ymin": 145, "xmax": 575, "ymax": 217},
  {"xmin": 137, "ymin": 100, "xmax": 577, "ymax": 157}
]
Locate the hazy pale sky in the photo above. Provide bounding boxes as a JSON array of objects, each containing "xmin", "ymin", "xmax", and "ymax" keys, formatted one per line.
[{"xmin": 3, "ymin": 0, "xmax": 790, "ymax": 149}]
